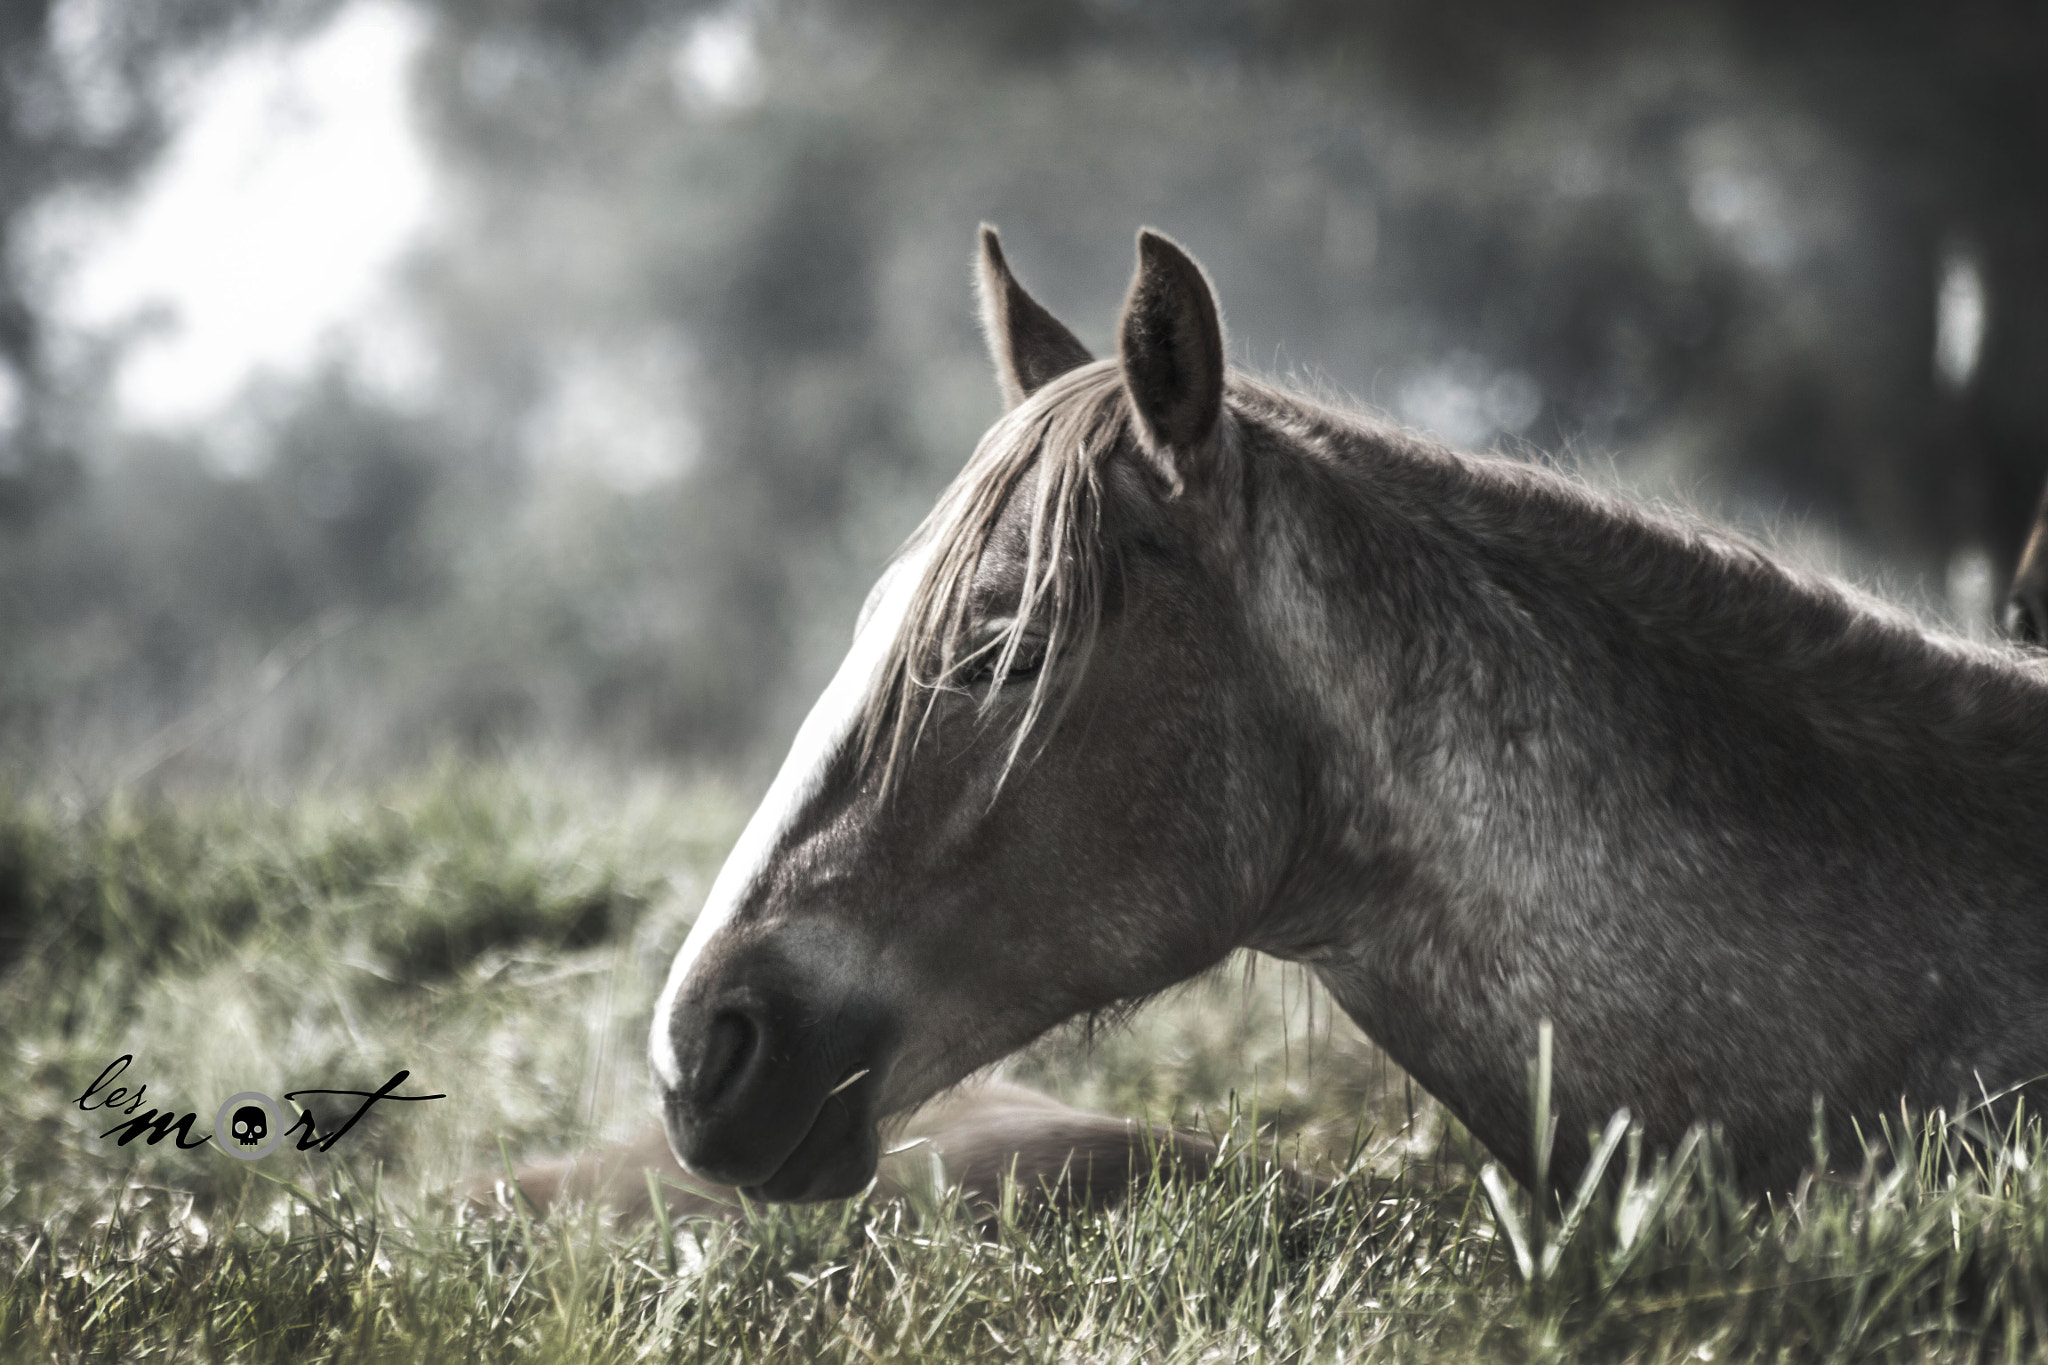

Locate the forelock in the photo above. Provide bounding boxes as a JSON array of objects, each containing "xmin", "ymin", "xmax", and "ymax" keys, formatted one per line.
[{"xmin": 859, "ymin": 361, "xmax": 1131, "ymax": 792}]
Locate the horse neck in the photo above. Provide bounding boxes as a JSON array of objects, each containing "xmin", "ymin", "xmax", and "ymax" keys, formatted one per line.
[{"xmin": 1236, "ymin": 412, "xmax": 2046, "ymax": 959}]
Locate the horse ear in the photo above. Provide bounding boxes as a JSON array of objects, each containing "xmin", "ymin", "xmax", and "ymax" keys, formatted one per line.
[
  {"xmin": 1117, "ymin": 228, "xmax": 1225, "ymax": 492},
  {"xmin": 977, "ymin": 225, "xmax": 1093, "ymax": 409}
]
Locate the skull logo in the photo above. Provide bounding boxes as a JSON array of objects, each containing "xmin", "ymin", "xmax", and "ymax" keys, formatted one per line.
[
  {"xmin": 214, "ymin": 1091, "xmax": 281, "ymax": 1160},
  {"xmin": 231, "ymin": 1104, "xmax": 268, "ymax": 1147}
]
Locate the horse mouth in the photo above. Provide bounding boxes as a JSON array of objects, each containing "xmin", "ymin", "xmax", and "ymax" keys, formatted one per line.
[
  {"xmin": 666, "ymin": 1063, "xmax": 883, "ymax": 1203},
  {"xmin": 739, "ymin": 1085, "xmax": 881, "ymax": 1202}
]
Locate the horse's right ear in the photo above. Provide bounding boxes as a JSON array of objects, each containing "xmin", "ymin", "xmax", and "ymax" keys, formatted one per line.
[{"xmin": 977, "ymin": 226, "xmax": 1093, "ymax": 409}]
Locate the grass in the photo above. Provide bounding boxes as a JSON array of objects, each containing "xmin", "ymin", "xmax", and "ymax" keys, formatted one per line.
[{"xmin": 3, "ymin": 764, "xmax": 2048, "ymax": 1361}]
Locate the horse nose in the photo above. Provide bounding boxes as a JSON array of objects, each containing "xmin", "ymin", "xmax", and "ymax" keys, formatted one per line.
[
  {"xmin": 668, "ymin": 1000, "xmax": 771, "ymax": 1118},
  {"xmin": 654, "ymin": 937, "xmax": 895, "ymax": 1189},
  {"xmin": 695, "ymin": 1008, "xmax": 764, "ymax": 1111}
]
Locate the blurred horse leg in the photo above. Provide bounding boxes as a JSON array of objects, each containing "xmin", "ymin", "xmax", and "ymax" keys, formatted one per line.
[
  {"xmin": 468, "ymin": 1077, "xmax": 1311, "ymax": 1222},
  {"xmin": 465, "ymin": 1122, "xmax": 740, "ymax": 1221}
]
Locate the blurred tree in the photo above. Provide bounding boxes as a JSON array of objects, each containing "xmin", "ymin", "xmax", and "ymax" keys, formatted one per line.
[
  {"xmin": 7, "ymin": 0, "xmax": 2048, "ymax": 783},
  {"xmin": 0, "ymin": 0, "xmax": 348, "ymax": 523},
  {"xmin": 766, "ymin": 0, "xmax": 2048, "ymax": 568}
]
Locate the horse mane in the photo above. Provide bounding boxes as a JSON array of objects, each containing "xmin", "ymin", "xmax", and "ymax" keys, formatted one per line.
[
  {"xmin": 1230, "ymin": 365, "xmax": 2045, "ymax": 669},
  {"xmin": 863, "ymin": 353, "xmax": 2048, "ymax": 801},
  {"xmin": 860, "ymin": 361, "xmax": 1132, "ymax": 792}
]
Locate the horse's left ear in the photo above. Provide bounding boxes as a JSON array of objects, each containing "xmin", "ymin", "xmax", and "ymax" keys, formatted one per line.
[
  {"xmin": 1117, "ymin": 229, "xmax": 1225, "ymax": 494},
  {"xmin": 978, "ymin": 225, "xmax": 1094, "ymax": 409}
]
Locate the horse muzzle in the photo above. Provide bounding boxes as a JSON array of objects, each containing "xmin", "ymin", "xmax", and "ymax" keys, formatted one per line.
[{"xmin": 657, "ymin": 964, "xmax": 894, "ymax": 1202}]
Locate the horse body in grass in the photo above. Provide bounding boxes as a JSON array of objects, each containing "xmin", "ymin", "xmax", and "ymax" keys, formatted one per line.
[{"xmin": 650, "ymin": 226, "xmax": 2048, "ymax": 1205}]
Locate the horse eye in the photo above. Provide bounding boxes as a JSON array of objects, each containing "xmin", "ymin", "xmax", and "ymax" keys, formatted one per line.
[
  {"xmin": 1003, "ymin": 638, "xmax": 1048, "ymax": 679},
  {"xmin": 957, "ymin": 633, "xmax": 1047, "ymax": 687}
]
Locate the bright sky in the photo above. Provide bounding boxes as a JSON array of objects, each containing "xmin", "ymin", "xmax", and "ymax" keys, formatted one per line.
[
  {"xmin": 672, "ymin": 6, "xmax": 763, "ymax": 110},
  {"xmin": 38, "ymin": 0, "xmax": 432, "ymax": 430}
]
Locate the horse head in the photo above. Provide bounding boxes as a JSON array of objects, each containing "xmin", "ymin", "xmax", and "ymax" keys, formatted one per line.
[{"xmin": 650, "ymin": 229, "xmax": 1299, "ymax": 1200}]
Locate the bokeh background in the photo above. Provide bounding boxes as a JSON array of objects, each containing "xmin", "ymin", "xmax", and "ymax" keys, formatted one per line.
[{"xmin": 3, "ymin": 0, "xmax": 2044, "ymax": 795}]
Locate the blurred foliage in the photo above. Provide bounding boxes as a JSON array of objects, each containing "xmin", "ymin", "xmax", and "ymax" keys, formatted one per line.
[
  {"xmin": 2, "ymin": 0, "xmax": 2047, "ymax": 786},
  {"xmin": 6, "ymin": 764, "xmax": 2048, "ymax": 1359},
  {"xmin": 0, "ymin": 763, "xmax": 720, "ymax": 1032},
  {"xmin": 0, "ymin": 763, "xmax": 738, "ymax": 1197}
]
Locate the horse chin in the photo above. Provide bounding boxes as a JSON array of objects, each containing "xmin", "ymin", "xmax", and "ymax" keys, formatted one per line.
[{"xmin": 741, "ymin": 1099, "xmax": 881, "ymax": 1203}]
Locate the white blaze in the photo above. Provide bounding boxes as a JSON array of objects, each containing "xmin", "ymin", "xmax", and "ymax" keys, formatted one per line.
[{"xmin": 649, "ymin": 544, "xmax": 931, "ymax": 1091}]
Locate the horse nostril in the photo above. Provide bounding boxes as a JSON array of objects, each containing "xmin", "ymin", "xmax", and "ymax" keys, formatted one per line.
[{"xmin": 697, "ymin": 1009, "xmax": 760, "ymax": 1110}]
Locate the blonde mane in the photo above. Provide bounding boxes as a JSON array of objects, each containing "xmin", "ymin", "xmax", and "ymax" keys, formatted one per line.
[{"xmin": 860, "ymin": 361, "xmax": 1132, "ymax": 791}]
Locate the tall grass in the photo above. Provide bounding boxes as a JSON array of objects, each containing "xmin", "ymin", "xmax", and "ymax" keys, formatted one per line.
[{"xmin": 3, "ymin": 767, "xmax": 2045, "ymax": 1361}]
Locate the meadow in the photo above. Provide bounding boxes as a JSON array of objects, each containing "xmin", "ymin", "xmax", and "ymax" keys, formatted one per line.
[{"xmin": 3, "ymin": 765, "xmax": 2046, "ymax": 1362}]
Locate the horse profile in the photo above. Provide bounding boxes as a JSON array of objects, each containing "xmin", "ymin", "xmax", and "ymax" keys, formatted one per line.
[{"xmin": 648, "ymin": 224, "xmax": 2048, "ymax": 1206}]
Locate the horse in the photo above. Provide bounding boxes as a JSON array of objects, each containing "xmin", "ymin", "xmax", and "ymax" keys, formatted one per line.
[{"xmin": 648, "ymin": 224, "xmax": 2048, "ymax": 1206}]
